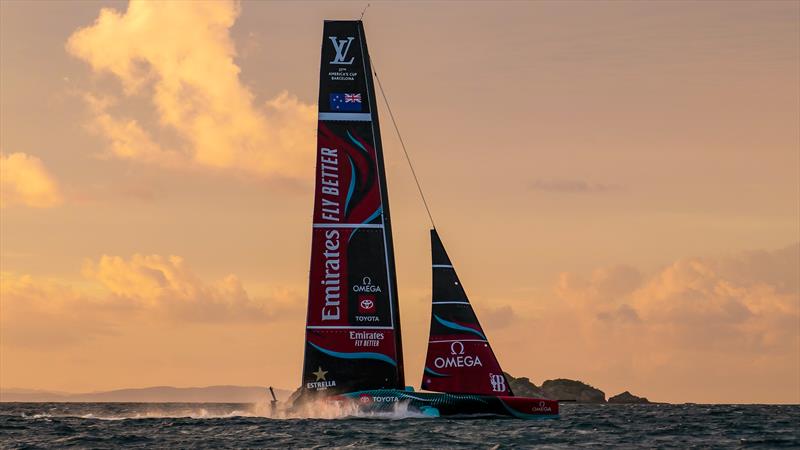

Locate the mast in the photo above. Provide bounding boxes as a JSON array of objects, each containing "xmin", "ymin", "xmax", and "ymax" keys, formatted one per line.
[
  {"xmin": 300, "ymin": 20, "xmax": 404, "ymax": 395},
  {"xmin": 358, "ymin": 21, "xmax": 406, "ymax": 387}
]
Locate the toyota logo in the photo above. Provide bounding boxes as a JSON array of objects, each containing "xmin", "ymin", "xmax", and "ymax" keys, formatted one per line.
[{"xmin": 360, "ymin": 299, "xmax": 374, "ymax": 309}]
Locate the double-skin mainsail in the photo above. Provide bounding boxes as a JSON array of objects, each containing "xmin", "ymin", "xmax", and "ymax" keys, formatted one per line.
[{"xmin": 302, "ymin": 20, "xmax": 405, "ymax": 396}]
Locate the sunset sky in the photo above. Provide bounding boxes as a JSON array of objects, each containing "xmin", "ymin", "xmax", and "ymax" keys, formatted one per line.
[{"xmin": 1, "ymin": 0, "xmax": 798, "ymax": 404}]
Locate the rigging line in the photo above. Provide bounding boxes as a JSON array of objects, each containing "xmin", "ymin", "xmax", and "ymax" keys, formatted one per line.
[
  {"xmin": 360, "ymin": 4, "xmax": 370, "ymax": 21},
  {"xmin": 372, "ymin": 62, "xmax": 437, "ymax": 229}
]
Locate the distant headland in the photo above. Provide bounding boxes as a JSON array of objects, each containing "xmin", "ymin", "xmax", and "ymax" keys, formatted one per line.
[{"xmin": 2, "ymin": 377, "xmax": 651, "ymax": 404}]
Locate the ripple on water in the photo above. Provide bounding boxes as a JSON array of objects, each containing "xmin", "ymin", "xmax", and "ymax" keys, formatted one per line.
[{"xmin": 1, "ymin": 403, "xmax": 798, "ymax": 448}]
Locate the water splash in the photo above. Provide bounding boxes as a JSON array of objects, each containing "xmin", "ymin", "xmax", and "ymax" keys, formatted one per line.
[
  {"xmin": 21, "ymin": 405, "xmax": 259, "ymax": 421},
  {"xmin": 266, "ymin": 398, "xmax": 433, "ymax": 420},
  {"xmin": 19, "ymin": 399, "xmax": 432, "ymax": 421}
]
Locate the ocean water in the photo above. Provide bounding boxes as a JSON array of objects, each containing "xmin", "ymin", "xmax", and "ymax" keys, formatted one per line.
[{"xmin": 1, "ymin": 402, "xmax": 798, "ymax": 448}]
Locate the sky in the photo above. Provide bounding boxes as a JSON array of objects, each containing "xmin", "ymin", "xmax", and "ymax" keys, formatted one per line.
[{"xmin": 1, "ymin": 0, "xmax": 798, "ymax": 404}]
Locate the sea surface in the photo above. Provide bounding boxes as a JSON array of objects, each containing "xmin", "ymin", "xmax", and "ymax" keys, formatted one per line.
[{"xmin": 1, "ymin": 402, "xmax": 798, "ymax": 448}]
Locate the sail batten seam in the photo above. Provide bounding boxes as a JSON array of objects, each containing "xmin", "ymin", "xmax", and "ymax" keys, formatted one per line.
[
  {"xmin": 312, "ymin": 223, "xmax": 383, "ymax": 228},
  {"xmin": 319, "ymin": 112, "xmax": 372, "ymax": 121}
]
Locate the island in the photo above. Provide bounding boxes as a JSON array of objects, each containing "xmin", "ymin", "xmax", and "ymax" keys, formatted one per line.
[
  {"xmin": 608, "ymin": 391, "xmax": 651, "ymax": 404},
  {"xmin": 504, "ymin": 373, "xmax": 651, "ymax": 404}
]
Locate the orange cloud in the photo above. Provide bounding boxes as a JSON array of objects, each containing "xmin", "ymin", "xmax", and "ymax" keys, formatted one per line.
[
  {"xmin": 0, "ymin": 272, "xmax": 121, "ymax": 349},
  {"xmin": 0, "ymin": 152, "xmax": 62, "ymax": 208},
  {"xmin": 557, "ymin": 245, "xmax": 799, "ymax": 350},
  {"xmin": 66, "ymin": 0, "xmax": 315, "ymax": 179},
  {"xmin": 82, "ymin": 254, "xmax": 277, "ymax": 322},
  {"xmin": 0, "ymin": 265, "xmax": 303, "ymax": 392},
  {"xmin": 0, "ymin": 255, "xmax": 292, "ymax": 351},
  {"xmin": 549, "ymin": 243, "xmax": 799, "ymax": 402}
]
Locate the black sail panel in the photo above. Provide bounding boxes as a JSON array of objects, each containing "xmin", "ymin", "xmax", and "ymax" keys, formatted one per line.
[
  {"xmin": 301, "ymin": 20, "xmax": 404, "ymax": 396},
  {"xmin": 421, "ymin": 229, "xmax": 514, "ymax": 396}
]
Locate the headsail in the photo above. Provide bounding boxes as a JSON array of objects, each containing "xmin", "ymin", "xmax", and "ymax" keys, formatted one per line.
[
  {"xmin": 301, "ymin": 20, "xmax": 405, "ymax": 395},
  {"xmin": 421, "ymin": 229, "xmax": 513, "ymax": 396}
]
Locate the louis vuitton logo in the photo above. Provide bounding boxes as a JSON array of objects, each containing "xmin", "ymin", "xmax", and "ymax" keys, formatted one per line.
[{"xmin": 329, "ymin": 36, "xmax": 355, "ymax": 65}]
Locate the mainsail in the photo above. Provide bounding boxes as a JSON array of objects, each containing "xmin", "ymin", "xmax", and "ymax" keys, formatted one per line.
[
  {"xmin": 421, "ymin": 229, "xmax": 513, "ymax": 396},
  {"xmin": 302, "ymin": 20, "xmax": 405, "ymax": 395}
]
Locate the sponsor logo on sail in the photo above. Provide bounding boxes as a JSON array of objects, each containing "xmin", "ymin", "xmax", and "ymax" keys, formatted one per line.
[
  {"xmin": 353, "ymin": 277, "xmax": 382, "ymax": 293},
  {"xmin": 358, "ymin": 295, "xmax": 376, "ymax": 314},
  {"xmin": 354, "ymin": 277, "xmax": 381, "ymax": 322},
  {"xmin": 307, "ymin": 366, "xmax": 337, "ymax": 390},
  {"xmin": 320, "ymin": 229, "xmax": 342, "ymax": 321},
  {"xmin": 318, "ymin": 147, "xmax": 340, "ymax": 222},
  {"xmin": 349, "ymin": 330, "xmax": 384, "ymax": 347},
  {"xmin": 329, "ymin": 36, "xmax": 355, "ymax": 65},
  {"xmin": 433, "ymin": 341, "xmax": 483, "ymax": 369},
  {"xmin": 489, "ymin": 373, "xmax": 506, "ymax": 393}
]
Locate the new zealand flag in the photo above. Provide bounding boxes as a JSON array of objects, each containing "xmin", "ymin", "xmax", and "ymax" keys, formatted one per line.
[{"xmin": 329, "ymin": 93, "xmax": 362, "ymax": 112}]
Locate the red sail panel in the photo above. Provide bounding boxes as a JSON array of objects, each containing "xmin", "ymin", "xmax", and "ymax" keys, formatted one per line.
[
  {"xmin": 421, "ymin": 230, "xmax": 514, "ymax": 396},
  {"xmin": 301, "ymin": 20, "xmax": 404, "ymax": 395},
  {"xmin": 306, "ymin": 210, "xmax": 395, "ymax": 330},
  {"xmin": 312, "ymin": 123, "xmax": 382, "ymax": 227}
]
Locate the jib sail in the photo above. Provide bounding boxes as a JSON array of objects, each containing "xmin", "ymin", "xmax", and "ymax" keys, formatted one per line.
[
  {"xmin": 421, "ymin": 229, "xmax": 513, "ymax": 396},
  {"xmin": 301, "ymin": 20, "xmax": 405, "ymax": 395}
]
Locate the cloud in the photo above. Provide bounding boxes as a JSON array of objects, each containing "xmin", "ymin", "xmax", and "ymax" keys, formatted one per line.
[
  {"xmin": 66, "ymin": 0, "xmax": 315, "ymax": 179},
  {"xmin": 530, "ymin": 178, "xmax": 621, "ymax": 193},
  {"xmin": 0, "ymin": 152, "xmax": 62, "ymax": 208},
  {"xmin": 1, "ymin": 263, "xmax": 305, "ymax": 391},
  {"xmin": 556, "ymin": 264, "xmax": 643, "ymax": 322},
  {"xmin": 81, "ymin": 254, "xmax": 282, "ymax": 322},
  {"xmin": 549, "ymin": 243, "xmax": 799, "ymax": 402},
  {"xmin": 0, "ymin": 272, "xmax": 120, "ymax": 349},
  {"xmin": 558, "ymin": 244, "xmax": 799, "ymax": 349},
  {"xmin": 476, "ymin": 304, "xmax": 517, "ymax": 329},
  {"xmin": 0, "ymin": 255, "xmax": 294, "ymax": 350}
]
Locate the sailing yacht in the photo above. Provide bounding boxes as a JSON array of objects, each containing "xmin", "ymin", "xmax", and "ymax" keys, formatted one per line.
[{"xmin": 297, "ymin": 20, "xmax": 558, "ymax": 419}]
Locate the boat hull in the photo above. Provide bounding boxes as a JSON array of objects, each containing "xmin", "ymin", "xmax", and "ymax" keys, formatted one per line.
[{"xmin": 333, "ymin": 389, "xmax": 559, "ymax": 419}]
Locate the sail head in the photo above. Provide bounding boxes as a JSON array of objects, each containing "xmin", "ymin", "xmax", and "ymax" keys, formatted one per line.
[{"xmin": 421, "ymin": 229, "xmax": 514, "ymax": 396}]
